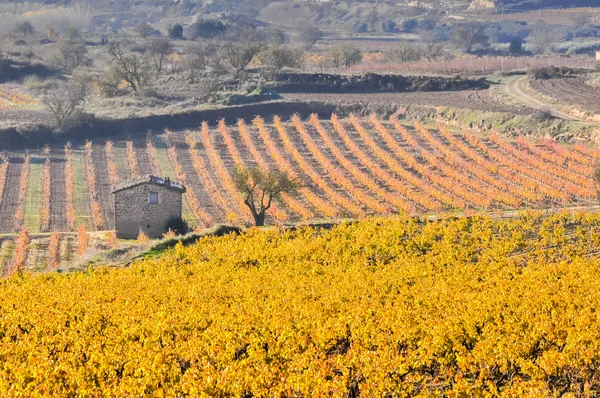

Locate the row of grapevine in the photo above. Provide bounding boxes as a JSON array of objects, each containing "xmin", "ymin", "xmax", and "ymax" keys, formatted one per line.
[
  {"xmin": 235, "ymin": 119, "xmax": 301, "ymax": 221},
  {"xmin": 164, "ymin": 131, "xmax": 212, "ymax": 227},
  {"xmin": 253, "ymin": 116, "xmax": 337, "ymax": 218},
  {"xmin": 84, "ymin": 142, "xmax": 105, "ymax": 230},
  {"xmin": 184, "ymin": 132, "xmax": 239, "ymax": 221},
  {"xmin": 293, "ymin": 114, "xmax": 387, "ymax": 214},
  {"xmin": 64, "ymin": 144, "xmax": 77, "ymax": 231},
  {"xmin": 126, "ymin": 140, "xmax": 140, "ymax": 179},
  {"xmin": 273, "ymin": 116, "xmax": 362, "ymax": 217},
  {"xmin": 0, "ymin": 154, "xmax": 9, "ymax": 214},
  {"xmin": 13, "ymin": 154, "xmax": 30, "ymax": 231},
  {"xmin": 105, "ymin": 141, "xmax": 119, "ymax": 186},
  {"xmin": 200, "ymin": 122, "xmax": 253, "ymax": 224},
  {"xmin": 40, "ymin": 147, "xmax": 52, "ymax": 232}
]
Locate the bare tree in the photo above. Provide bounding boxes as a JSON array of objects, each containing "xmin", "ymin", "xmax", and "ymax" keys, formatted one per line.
[
  {"xmin": 13, "ymin": 21, "xmax": 35, "ymax": 38},
  {"xmin": 528, "ymin": 24, "xmax": 562, "ymax": 54},
  {"xmin": 219, "ymin": 42, "xmax": 263, "ymax": 74},
  {"xmin": 195, "ymin": 78, "xmax": 222, "ymax": 102},
  {"xmin": 451, "ymin": 23, "xmax": 489, "ymax": 53},
  {"xmin": 145, "ymin": 36, "xmax": 174, "ymax": 77},
  {"xmin": 233, "ymin": 165, "xmax": 299, "ymax": 226},
  {"xmin": 258, "ymin": 45, "xmax": 304, "ymax": 76},
  {"xmin": 183, "ymin": 43, "xmax": 209, "ymax": 83},
  {"xmin": 366, "ymin": 9, "xmax": 379, "ymax": 32},
  {"xmin": 299, "ymin": 25, "xmax": 323, "ymax": 49},
  {"xmin": 55, "ymin": 37, "xmax": 91, "ymax": 72},
  {"xmin": 106, "ymin": 44, "xmax": 152, "ymax": 92},
  {"xmin": 69, "ymin": 68, "xmax": 93, "ymax": 103},
  {"xmin": 41, "ymin": 82, "xmax": 85, "ymax": 131},
  {"xmin": 420, "ymin": 31, "xmax": 444, "ymax": 61},
  {"xmin": 329, "ymin": 45, "xmax": 363, "ymax": 69},
  {"xmin": 386, "ymin": 43, "xmax": 422, "ymax": 63}
]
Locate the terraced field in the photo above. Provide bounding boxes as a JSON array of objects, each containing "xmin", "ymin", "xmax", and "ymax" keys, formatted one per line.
[{"xmin": 0, "ymin": 114, "xmax": 598, "ymax": 272}]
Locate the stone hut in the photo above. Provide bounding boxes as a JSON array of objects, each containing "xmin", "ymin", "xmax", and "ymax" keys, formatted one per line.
[{"xmin": 112, "ymin": 175, "xmax": 186, "ymax": 239}]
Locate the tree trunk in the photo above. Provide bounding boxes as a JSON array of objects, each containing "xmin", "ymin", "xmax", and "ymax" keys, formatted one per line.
[{"xmin": 252, "ymin": 210, "xmax": 266, "ymax": 227}]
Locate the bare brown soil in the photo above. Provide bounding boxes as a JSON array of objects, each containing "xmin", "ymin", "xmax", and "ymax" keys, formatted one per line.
[
  {"xmin": 530, "ymin": 77, "xmax": 600, "ymax": 115},
  {"xmin": 282, "ymin": 91, "xmax": 530, "ymax": 114},
  {"xmin": 92, "ymin": 143, "xmax": 115, "ymax": 231},
  {"xmin": 0, "ymin": 160, "xmax": 23, "ymax": 233},
  {"xmin": 49, "ymin": 149, "xmax": 67, "ymax": 232}
]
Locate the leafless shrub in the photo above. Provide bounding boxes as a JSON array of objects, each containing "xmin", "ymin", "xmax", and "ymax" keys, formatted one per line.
[
  {"xmin": 105, "ymin": 44, "xmax": 152, "ymax": 92},
  {"xmin": 195, "ymin": 78, "xmax": 222, "ymax": 102},
  {"xmin": 41, "ymin": 82, "xmax": 86, "ymax": 131}
]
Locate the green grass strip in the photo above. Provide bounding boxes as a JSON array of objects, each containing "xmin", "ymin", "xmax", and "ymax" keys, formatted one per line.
[
  {"xmin": 0, "ymin": 240, "xmax": 15, "ymax": 276},
  {"xmin": 23, "ymin": 157, "xmax": 44, "ymax": 233},
  {"xmin": 113, "ymin": 143, "xmax": 132, "ymax": 182}
]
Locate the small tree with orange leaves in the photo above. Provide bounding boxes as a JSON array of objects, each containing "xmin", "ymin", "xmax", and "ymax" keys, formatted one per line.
[
  {"xmin": 77, "ymin": 225, "xmax": 89, "ymax": 255},
  {"xmin": 136, "ymin": 231, "xmax": 150, "ymax": 245},
  {"xmin": 12, "ymin": 228, "xmax": 30, "ymax": 274},
  {"xmin": 48, "ymin": 233, "xmax": 61, "ymax": 270}
]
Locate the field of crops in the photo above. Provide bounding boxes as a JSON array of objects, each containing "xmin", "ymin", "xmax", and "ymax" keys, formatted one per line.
[
  {"xmin": 0, "ymin": 114, "xmax": 598, "ymax": 273},
  {"xmin": 2, "ymin": 213, "xmax": 600, "ymax": 395}
]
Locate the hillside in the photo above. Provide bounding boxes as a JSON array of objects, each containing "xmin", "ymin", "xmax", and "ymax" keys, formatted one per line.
[{"xmin": 2, "ymin": 213, "xmax": 600, "ymax": 395}]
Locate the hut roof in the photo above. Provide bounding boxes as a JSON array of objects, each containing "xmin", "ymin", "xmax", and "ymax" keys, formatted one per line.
[{"xmin": 112, "ymin": 175, "xmax": 186, "ymax": 194}]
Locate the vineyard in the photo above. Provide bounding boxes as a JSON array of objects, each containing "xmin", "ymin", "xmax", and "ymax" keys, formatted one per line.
[
  {"xmin": 346, "ymin": 55, "xmax": 594, "ymax": 75},
  {"xmin": 3, "ymin": 213, "xmax": 600, "ymax": 395},
  {"xmin": 0, "ymin": 114, "xmax": 598, "ymax": 272}
]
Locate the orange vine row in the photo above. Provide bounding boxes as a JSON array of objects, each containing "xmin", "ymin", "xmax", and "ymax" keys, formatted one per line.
[
  {"xmin": 296, "ymin": 114, "xmax": 388, "ymax": 214},
  {"xmin": 126, "ymin": 140, "xmax": 140, "ymax": 179},
  {"xmin": 200, "ymin": 122, "xmax": 252, "ymax": 224},
  {"xmin": 48, "ymin": 232, "xmax": 60, "ymax": 270},
  {"xmin": 104, "ymin": 141, "xmax": 119, "ymax": 186},
  {"xmin": 84, "ymin": 141, "xmax": 105, "ymax": 230},
  {"xmin": 165, "ymin": 131, "xmax": 212, "ymax": 227},
  {"xmin": 40, "ymin": 146, "xmax": 52, "ymax": 232},
  {"xmin": 13, "ymin": 154, "xmax": 30, "ymax": 231},
  {"xmin": 253, "ymin": 116, "xmax": 337, "ymax": 218},
  {"xmin": 273, "ymin": 116, "xmax": 362, "ymax": 217},
  {"xmin": 64, "ymin": 144, "xmax": 77, "ymax": 232},
  {"xmin": 235, "ymin": 119, "xmax": 295, "ymax": 221}
]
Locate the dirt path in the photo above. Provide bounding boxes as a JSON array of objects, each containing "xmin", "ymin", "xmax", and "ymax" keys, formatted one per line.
[{"xmin": 503, "ymin": 75, "xmax": 595, "ymax": 125}]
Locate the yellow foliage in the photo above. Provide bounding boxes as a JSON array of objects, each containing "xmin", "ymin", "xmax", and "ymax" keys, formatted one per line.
[{"xmin": 1, "ymin": 213, "xmax": 600, "ymax": 395}]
